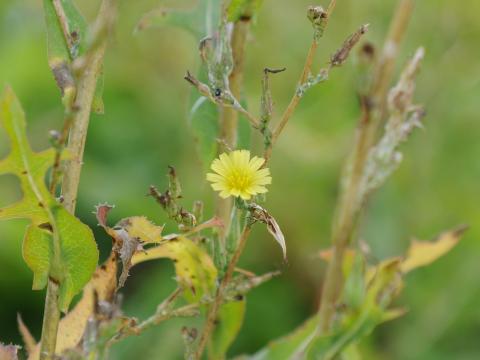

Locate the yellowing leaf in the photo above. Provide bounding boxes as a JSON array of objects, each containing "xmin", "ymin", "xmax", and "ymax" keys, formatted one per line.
[
  {"xmin": 27, "ymin": 254, "xmax": 117, "ymax": 360},
  {"xmin": 0, "ymin": 87, "xmax": 98, "ymax": 311},
  {"xmin": 117, "ymin": 216, "xmax": 164, "ymax": 243},
  {"xmin": 401, "ymin": 226, "xmax": 466, "ymax": 273},
  {"xmin": 132, "ymin": 236, "xmax": 217, "ymax": 303}
]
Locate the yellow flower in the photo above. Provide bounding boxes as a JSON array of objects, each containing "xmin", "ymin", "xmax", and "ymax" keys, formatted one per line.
[{"xmin": 207, "ymin": 150, "xmax": 272, "ymax": 200}]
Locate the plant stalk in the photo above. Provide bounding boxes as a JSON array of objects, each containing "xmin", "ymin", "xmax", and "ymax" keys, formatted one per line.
[
  {"xmin": 195, "ymin": 224, "xmax": 252, "ymax": 359},
  {"xmin": 39, "ymin": 280, "xmax": 61, "ymax": 360},
  {"xmin": 215, "ymin": 16, "xmax": 251, "ymax": 249},
  {"xmin": 39, "ymin": 1, "xmax": 116, "ymax": 358},
  {"xmin": 317, "ymin": 0, "xmax": 414, "ymax": 333}
]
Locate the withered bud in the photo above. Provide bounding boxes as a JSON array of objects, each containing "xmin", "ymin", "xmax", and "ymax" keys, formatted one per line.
[
  {"xmin": 307, "ymin": 5, "xmax": 328, "ymax": 41},
  {"xmin": 331, "ymin": 24, "xmax": 370, "ymax": 67}
]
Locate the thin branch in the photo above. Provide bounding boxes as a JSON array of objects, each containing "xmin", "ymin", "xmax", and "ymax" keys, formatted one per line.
[
  {"xmin": 317, "ymin": 0, "xmax": 415, "ymax": 334},
  {"xmin": 194, "ymin": 224, "xmax": 252, "ymax": 359},
  {"xmin": 264, "ymin": 0, "xmax": 338, "ymax": 162}
]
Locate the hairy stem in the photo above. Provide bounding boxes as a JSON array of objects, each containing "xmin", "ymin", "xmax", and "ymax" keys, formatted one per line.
[
  {"xmin": 317, "ymin": 0, "xmax": 414, "ymax": 333},
  {"xmin": 195, "ymin": 224, "xmax": 252, "ymax": 359}
]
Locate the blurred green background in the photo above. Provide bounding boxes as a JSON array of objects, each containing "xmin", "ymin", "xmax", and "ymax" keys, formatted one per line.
[{"xmin": 1, "ymin": 0, "xmax": 479, "ymax": 359}]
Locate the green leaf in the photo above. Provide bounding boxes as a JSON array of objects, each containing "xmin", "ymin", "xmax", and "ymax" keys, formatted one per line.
[
  {"xmin": 209, "ymin": 300, "xmax": 246, "ymax": 359},
  {"xmin": 249, "ymin": 315, "xmax": 319, "ymax": 360},
  {"xmin": 0, "ymin": 87, "xmax": 98, "ymax": 311},
  {"xmin": 132, "ymin": 235, "xmax": 217, "ymax": 303},
  {"xmin": 227, "ymin": 0, "xmax": 263, "ymax": 22},
  {"xmin": 135, "ymin": 0, "xmax": 221, "ymax": 40},
  {"xmin": 189, "ymin": 96, "xmax": 219, "ymax": 171}
]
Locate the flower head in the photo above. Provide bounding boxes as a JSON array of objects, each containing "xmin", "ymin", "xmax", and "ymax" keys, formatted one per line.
[{"xmin": 207, "ymin": 150, "xmax": 271, "ymax": 200}]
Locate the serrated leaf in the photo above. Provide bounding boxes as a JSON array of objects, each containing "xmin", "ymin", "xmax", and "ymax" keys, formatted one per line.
[
  {"xmin": 136, "ymin": 0, "xmax": 221, "ymax": 40},
  {"xmin": 227, "ymin": 0, "xmax": 263, "ymax": 22},
  {"xmin": 132, "ymin": 235, "xmax": 217, "ymax": 303},
  {"xmin": 0, "ymin": 87, "xmax": 98, "ymax": 311},
  {"xmin": 27, "ymin": 254, "xmax": 117, "ymax": 360},
  {"xmin": 401, "ymin": 226, "xmax": 466, "ymax": 273},
  {"xmin": 209, "ymin": 300, "xmax": 246, "ymax": 359},
  {"xmin": 190, "ymin": 96, "xmax": 219, "ymax": 170}
]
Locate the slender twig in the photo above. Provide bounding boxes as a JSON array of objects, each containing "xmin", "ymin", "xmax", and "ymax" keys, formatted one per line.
[
  {"xmin": 195, "ymin": 224, "xmax": 252, "ymax": 359},
  {"xmin": 111, "ymin": 288, "xmax": 201, "ymax": 344},
  {"xmin": 317, "ymin": 0, "xmax": 414, "ymax": 333}
]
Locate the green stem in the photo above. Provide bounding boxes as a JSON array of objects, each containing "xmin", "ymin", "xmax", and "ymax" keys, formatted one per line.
[
  {"xmin": 195, "ymin": 224, "xmax": 252, "ymax": 359},
  {"xmin": 39, "ymin": 280, "xmax": 61, "ymax": 360}
]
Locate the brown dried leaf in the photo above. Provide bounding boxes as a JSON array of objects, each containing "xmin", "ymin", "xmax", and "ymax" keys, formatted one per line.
[
  {"xmin": 401, "ymin": 226, "xmax": 467, "ymax": 273},
  {"xmin": 249, "ymin": 204, "xmax": 287, "ymax": 260}
]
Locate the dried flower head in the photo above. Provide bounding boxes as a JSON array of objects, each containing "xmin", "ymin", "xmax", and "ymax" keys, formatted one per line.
[{"xmin": 207, "ymin": 150, "xmax": 271, "ymax": 200}]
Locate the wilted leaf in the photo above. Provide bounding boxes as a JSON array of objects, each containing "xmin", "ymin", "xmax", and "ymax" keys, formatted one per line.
[
  {"xmin": 249, "ymin": 204, "xmax": 287, "ymax": 260},
  {"xmin": 132, "ymin": 235, "xmax": 217, "ymax": 303},
  {"xmin": 99, "ymin": 215, "xmax": 164, "ymax": 287},
  {"xmin": 116, "ymin": 216, "xmax": 164, "ymax": 244},
  {"xmin": 0, "ymin": 87, "xmax": 98, "ymax": 311},
  {"xmin": 401, "ymin": 226, "xmax": 466, "ymax": 273},
  {"xmin": 27, "ymin": 254, "xmax": 117, "ymax": 360},
  {"xmin": 209, "ymin": 300, "xmax": 246, "ymax": 359}
]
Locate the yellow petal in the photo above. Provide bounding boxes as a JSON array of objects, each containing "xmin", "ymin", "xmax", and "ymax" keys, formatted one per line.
[{"xmin": 249, "ymin": 156, "xmax": 265, "ymax": 171}]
